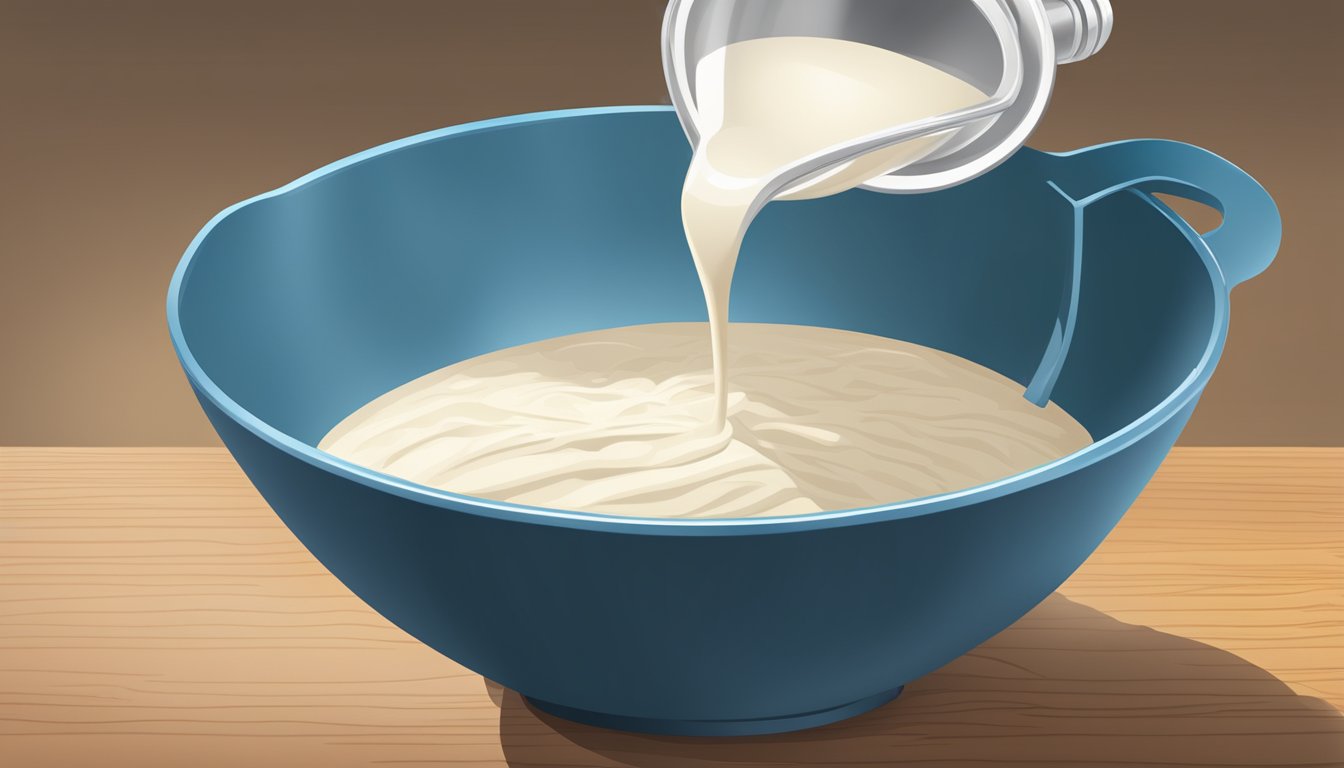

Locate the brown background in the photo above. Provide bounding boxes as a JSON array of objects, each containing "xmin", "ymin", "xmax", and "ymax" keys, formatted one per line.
[{"xmin": 1, "ymin": 0, "xmax": 1339, "ymax": 446}]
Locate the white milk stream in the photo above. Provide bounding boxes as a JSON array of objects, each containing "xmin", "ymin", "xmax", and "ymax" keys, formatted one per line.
[
  {"xmin": 320, "ymin": 38, "xmax": 1091, "ymax": 519},
  {"xmin": 684, "ymin": 36, "xmax": 990, "ymax": 427}
]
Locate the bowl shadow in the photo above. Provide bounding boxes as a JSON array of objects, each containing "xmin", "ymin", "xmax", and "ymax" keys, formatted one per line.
[{"xmin": 492, "ymin": 593, "xmax": 1344, "ymax": 767}]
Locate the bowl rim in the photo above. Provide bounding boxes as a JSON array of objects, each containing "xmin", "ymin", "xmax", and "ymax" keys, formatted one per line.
[{"xmin": 166, "ymin": 105, "xmax": 1231, "ymax": 535}]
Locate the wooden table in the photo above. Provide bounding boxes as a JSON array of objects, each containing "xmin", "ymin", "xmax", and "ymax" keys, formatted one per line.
[{"xmin": 1, "ymin": 447, "xmax": 1340, "ymax": 767}]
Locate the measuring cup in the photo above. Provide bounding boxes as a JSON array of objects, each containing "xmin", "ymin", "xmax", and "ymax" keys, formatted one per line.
[{"xmin": 664, "ymin": 0, "xmax": 1114, "ymax": 196}]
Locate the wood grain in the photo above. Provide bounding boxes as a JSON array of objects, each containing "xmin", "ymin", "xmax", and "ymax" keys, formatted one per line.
[{"xmin": 0, "ymin": 447, "xmax": 1340, "ymax": 767}]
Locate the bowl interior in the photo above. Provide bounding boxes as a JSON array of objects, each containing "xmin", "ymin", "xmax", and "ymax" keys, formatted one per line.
[{"xmin": 174, "ymin": 109, "xmax": 1218, "ymax": 475}]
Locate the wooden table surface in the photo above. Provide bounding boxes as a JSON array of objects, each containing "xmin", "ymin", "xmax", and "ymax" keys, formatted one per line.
[{"xmin": 0, "ymin": 447, "xmax": 1340, "ymax": 767}]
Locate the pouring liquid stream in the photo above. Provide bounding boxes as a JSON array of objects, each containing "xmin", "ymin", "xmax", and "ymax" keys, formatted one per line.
[{"xmin": 682, "ymin": 35, "xmax": 991, "ymax": 430}]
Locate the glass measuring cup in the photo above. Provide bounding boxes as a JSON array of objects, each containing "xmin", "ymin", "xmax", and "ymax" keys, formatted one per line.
[{"xmin": 663, "ymin": 0, "xmax": 1113, "ymax": 197}]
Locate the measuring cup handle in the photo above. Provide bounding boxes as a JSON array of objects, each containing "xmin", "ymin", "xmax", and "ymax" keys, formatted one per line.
[{"xmin": 1045, "ymin": 139, "xmax": 1281, "ymax": 288}]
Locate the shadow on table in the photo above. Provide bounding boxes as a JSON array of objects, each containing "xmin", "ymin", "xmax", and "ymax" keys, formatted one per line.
[{"xmin": 491, "ymin": 593, "xmax": 1344, "ymax": 767}]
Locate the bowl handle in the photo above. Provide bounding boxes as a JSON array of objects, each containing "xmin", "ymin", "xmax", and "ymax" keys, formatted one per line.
[
  {"xmin": 1044, "ymin": 139, "xmax": 1282, "ymax": 289},
  {"xmin": 1022, "ymin": 140, "xmax": 1281, "ymax": 406}
]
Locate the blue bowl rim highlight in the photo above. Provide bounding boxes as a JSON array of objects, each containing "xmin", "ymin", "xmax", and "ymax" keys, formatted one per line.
[{"xmin": 166, "ymin": 105, "xmax": 1229, "ymax": 535}]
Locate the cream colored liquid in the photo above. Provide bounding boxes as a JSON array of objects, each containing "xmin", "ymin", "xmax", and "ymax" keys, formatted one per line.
[
  {"xmin": 321, "ymin": 323, "xmax": 1091, "ymax": 519},
  {"xmin": 684, "ymin": 36, "xmax": 989, "ymax": 427},
  {"xmin": 320, "ymin": 37, "xmax": 1092, "ymax": 519}
]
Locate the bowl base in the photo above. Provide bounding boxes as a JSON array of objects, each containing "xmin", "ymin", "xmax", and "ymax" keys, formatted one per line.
[{"xmin": 524, "ymin": 686, "xmax": 904, "ymax": 737}]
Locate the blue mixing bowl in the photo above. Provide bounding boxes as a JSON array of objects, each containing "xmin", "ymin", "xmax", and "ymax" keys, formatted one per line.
[{"xmin": 167, "ymin": 107, "xmax": 1280, "ymax": 736}]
